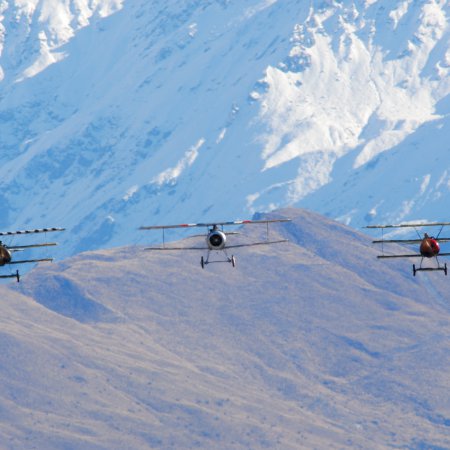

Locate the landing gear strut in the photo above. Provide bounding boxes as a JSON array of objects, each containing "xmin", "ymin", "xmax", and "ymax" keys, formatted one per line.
[{"xmin": 200, "ymin": 252, "xmax": 236, "ymax": 268}]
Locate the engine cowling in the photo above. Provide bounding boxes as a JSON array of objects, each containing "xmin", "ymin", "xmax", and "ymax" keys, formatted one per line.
[
  {"xmin": 206, "ymin": 230, "xmax": 226, "ymax": 250},
  {"xmin": 420, "ymin": 237, "xmax": 440, "ymax": 258},
  {"xmin": 0, "ymin": 245, "xmax": 12, "ymax": 266}
]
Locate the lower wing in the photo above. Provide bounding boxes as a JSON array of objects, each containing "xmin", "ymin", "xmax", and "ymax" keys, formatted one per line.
[
  {"xmin": 145, "ymin": 239, "xmax": 289, "ymax": 251},
  {"xmin": 378, "ymin": 252, "xmax": 450, "ymax": 259}
]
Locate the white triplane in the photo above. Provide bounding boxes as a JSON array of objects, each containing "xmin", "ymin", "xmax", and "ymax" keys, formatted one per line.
[{"xmin": 140, "ymin": 219, "xmax": 290, "ymax": 268}]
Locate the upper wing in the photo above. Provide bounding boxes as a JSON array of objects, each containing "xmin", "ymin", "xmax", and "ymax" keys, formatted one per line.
[
  {"xmin": 140, "ymin": 219, "xmax": 291, "ymax": 230},
  {"xmin": 366, "ymin": 222, "xmax": 450, "ymax": 229},
  {"xmin": 0, "ymin": 227, "xmax": 65, "ymax": 236}
]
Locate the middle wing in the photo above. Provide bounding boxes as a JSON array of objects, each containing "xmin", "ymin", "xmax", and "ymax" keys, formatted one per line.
[
  {"xmin": 224, "ymin": 239, "xmax": 289, "ymax": 249},
  {"xmin": 7, "ymin": 243, "xmax": 58, "ymax": 251},
  {"xmin": 372, "ymin": 238, "xmax": 450, "ymax": 244},
  {"xmin": 8, "ymin": 258, "xmax": 53, "ymax": 264},
  {"xmin": 145, "ymin": 246, "xmax": 206, "ymax": 251}
]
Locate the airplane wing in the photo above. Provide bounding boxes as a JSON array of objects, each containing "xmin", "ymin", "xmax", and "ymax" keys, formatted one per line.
[
  {"xmin": 377, "ymin": 254, "xmax": 422, "ymax": 259},
  {"xmin": 8, "ymin": 258, "xmax": 53, "ymax": 264},
  {"xmin": 183, "ymin": 232, "xmax": 240, "ymax": 238},
  {"xmin": 7, "ymin": 243, "xmax": 58, "ymax": 250},
  {"xmin": 0, "ymin": 227, "xmax": 65, "ymax": 236},
  {"xmin": 377, "ymin": 252, "xmax": 450, "ymax": 259},
  {"xmin": 145, "ymin": 246, "xmax": 206, "ymax": 251},
  {"xmin": 139, "ymin": 219, "xmax": 291, "ymax": 230},
  {"xmin": 145, "ymin": 239, "xmax": 289, "ymax": 251},
  {"xmin": 224, "ymin": 239, "xmax": 289, "ymax": 249},
  {"xmin": 366, "ymin": 222, "xmax": 450, "ymax": 229},
  {"xmin": 0, "ymin": 273, "xmax": 19, "ymax": 280},
  {"xmin": 372, "ymin": 238, "xmax": 450, "ymax": 244}
]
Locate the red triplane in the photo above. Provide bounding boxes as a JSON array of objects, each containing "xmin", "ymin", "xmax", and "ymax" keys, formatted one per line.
[
  {"xmin": 0, "ymin": 227, "xmax": 65, "ymax": 282},
  {"xmin": 366, "ymin": 222, "xmax": 450, "ymax": 276}
]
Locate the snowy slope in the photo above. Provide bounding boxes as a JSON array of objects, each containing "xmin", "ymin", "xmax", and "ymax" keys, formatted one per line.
[
  {"xmin": 0, "ymin": 0, "xmax": 449, "ymax": 258},
  {"xmin": 0, "ymin": 208, "xmax": 449, "ymax": 449},
  {"xmin": 302, "ymin": 110, "xmax": 450, "ymax": 227}
]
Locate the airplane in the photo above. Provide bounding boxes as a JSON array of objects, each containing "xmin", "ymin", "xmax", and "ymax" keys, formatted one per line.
[
  {"xmin": 365, "ymin": 222, "xmax": 450, "ymax": 276},
  {"xmin": 0, "ymin": 227, "xmax": 65, "ymax": 282},
  {"xmin": 139, "ymin": 219, "xmax": 291, "ymax": 268}
]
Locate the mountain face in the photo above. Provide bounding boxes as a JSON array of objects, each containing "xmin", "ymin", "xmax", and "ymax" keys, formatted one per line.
[
  {"xmin": 0, "ymin": 0, "xmax": 449, "ymax": 257},
  {"xmin": 0, "ymin": 208, "xmax": 449, "ymax": 449}
]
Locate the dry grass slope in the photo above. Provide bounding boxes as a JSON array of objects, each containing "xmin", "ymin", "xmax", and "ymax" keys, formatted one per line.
[{"xmin": 0, "ymin": 208, "xmax": 449, "ymax": 449}]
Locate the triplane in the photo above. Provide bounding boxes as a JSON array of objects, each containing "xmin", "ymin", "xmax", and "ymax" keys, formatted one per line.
[
  {"xmin": 366, "ymin": 222, "xmax": 450, "ymax": 276},
  {"xmin": 0, "ymin": 227, "xmax": 65, "ymax": 282},
  {"xmin": 140, "ymin": 219, "xmax": 291, "ymax": 268}
]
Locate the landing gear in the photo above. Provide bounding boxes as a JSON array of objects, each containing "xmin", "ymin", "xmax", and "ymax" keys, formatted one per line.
[
  {"xmin": 0, "ymin": 270, "xmax": 20, "ymax": 282},
  {"xmin": 412, "ymin": 260, "xmax": 448, "ymax": 276},
  {"xmin": 231, "ymin": 255, "xmax": 236, "ymax": 267},
  {"xmin": 200, "ymin": 252, "xmax": 236, "ymax": 268}
]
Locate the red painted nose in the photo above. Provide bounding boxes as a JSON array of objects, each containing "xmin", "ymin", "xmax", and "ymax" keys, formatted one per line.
[{"xmin": 430, "ymin": 239, "xmax": 440, "ymax": 254}]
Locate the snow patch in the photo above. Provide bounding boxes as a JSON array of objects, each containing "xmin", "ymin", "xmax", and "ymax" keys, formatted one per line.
[
  {"xmin": 420, "ymin": 174, "xmax": 431, "ymax": 195},
  {"xmin": 152, "ymin": 138, "xmax": 205, "ymax": 186},
  {"xmin": 188, "ymin": 23, "xmax": 198, "ymax": 38},
  {"xmin": 123, "ymin": 185, "xmax": 139, "ymax": 201},
  {"xmin": 336, "ymin": 210, "xmax": 357, "ymax": 226},
  {"xmin": 243, "ymin": 0, "xmax": 278, "ymax": 20},
  {"xmin": 216, "ymin": 128, "xmax": 227, "ymax": 144},
  {"xmin": 18, "ymin": 33, "xmax": 67, "ymax": 81},
  {"xmin": 389, "ymin": 1, "xmax": 411, "ymax": 30}
]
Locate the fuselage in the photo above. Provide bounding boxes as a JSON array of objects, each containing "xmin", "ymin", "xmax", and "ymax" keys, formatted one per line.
[
  {"xmin": 420, "ymin": 234, "xmax": 440, "ymax": 258},
  {"xmin": 0, "ymin": 244, "xmax": 12, "ymax": 266}
]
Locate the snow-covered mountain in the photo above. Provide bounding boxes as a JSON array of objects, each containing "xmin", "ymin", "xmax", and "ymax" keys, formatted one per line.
[
  {"xmin": 0, "ymin": 0, "xmax": 449, "ymax": 257},
  {"xmin": 1, "ymin": 209, "xmax": 449, "ymax": 449}
]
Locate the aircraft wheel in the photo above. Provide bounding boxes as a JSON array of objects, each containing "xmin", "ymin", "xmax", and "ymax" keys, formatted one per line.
[
  {"xmin": 231, "ymin": 255, "xmax": 236, "ymax": 268},
  {"xmin": 200, "ymin": 256, "xmax": 205, "ymax": 269},
  {"xmin": 445, "ymin": 263, "xmax": 448, "ymax": 276},
  {"xmin": 413, "ymin": 264, "xmax": 416, "ymax": 277}
]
